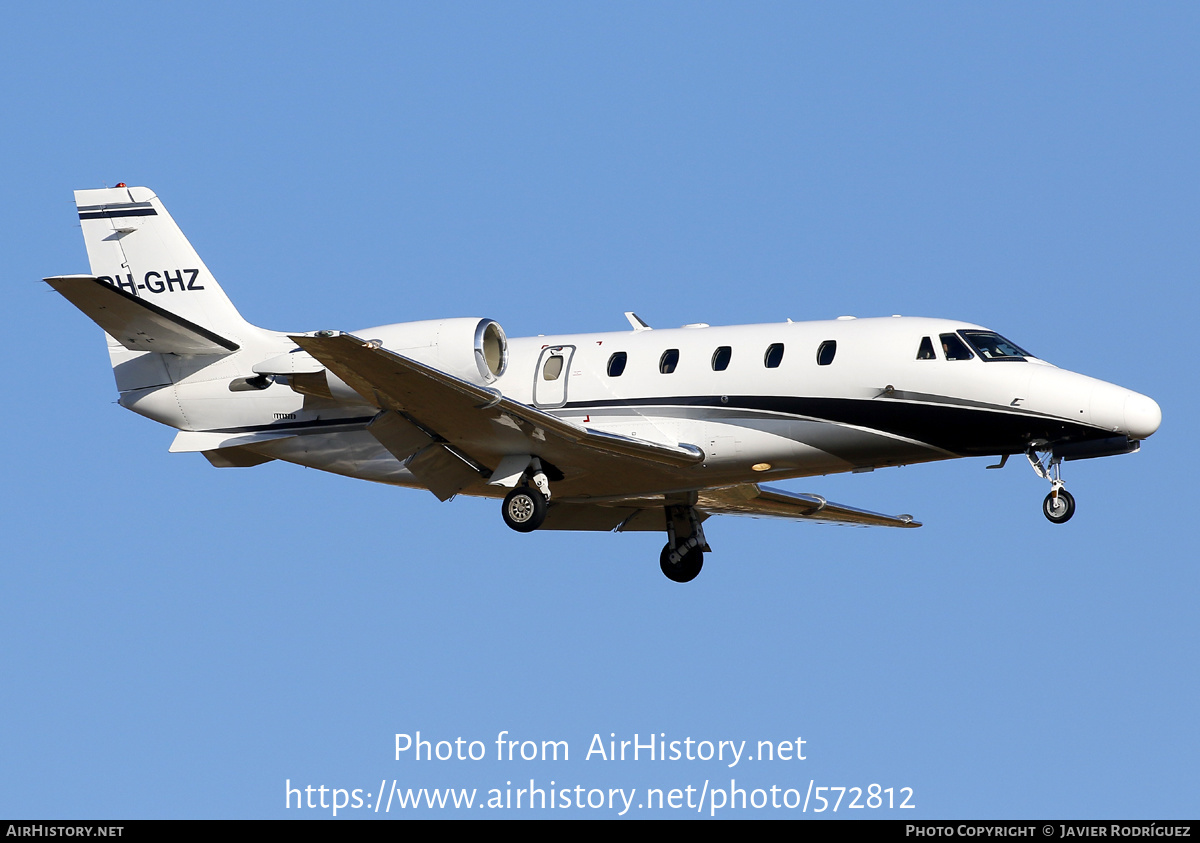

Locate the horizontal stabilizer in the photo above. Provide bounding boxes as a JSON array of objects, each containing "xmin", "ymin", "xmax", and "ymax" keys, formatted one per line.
[
  {"xmin": 169, "ymin": 430, "xmax": 298, "ymax": 453},
  {"xmin": 45, "ymin": 275, "xmax": 239, "ymax": 354}
]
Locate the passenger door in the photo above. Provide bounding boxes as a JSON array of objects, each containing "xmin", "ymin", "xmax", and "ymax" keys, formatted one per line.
[{"xmin": 533, "ymin": 345, "xmax": 575, "ymax": 408}]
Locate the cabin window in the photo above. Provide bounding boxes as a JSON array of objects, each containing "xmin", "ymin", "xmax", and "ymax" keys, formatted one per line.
[
  {"xmin": 960, "ymin": 331, "xmax": 1030, "ymax": 361},
  {"xmin": 764, "ymin": 343, "xmax": 784, "ymax": 368},
  {"xmin": 711, "ymin": 346, "xmax": 732, "ymax": 371},
  {"xmin": 659, "ymin": 349, "xmax": 680, "ymax": 374},
  {"xmin": 607, "ymin": 352, "xmax": 627, "ymax": 377},
  {"xmin": 542, "ymin": 354, "xmax": 564, "ymax": 380},
  {"xmin": 917, "ymin": 336, "xmax": 936, "ymax": 360},
  {"xmin": 816, "ymin": 340, "xmax": 837, "ymax": 366},
  {"xmin": 939, "ymin": 333, "xmax": 974, "ymax": 361}
]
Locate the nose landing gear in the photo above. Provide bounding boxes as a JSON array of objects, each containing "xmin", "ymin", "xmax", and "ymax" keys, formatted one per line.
[{"xmin": 1027, "ymin": 446, "xmax": 1075, "ymax": 524}]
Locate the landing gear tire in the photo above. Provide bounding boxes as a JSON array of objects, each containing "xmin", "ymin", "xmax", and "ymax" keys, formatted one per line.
[
  {"xmin": 660, "ymin": 542, "xmax": 703, "ymax": 583},
  {"xmin": 1042, "ymin": 489, "xmax": 1076, "ymax": 524},
  {"xmin": 502, "ymin": 486, "xmax": 548, "ymax": 532}
]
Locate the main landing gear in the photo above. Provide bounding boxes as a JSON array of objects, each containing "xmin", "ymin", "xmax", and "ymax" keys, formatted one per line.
[
  {"xmin": 660, "ymin": 541, "xmax": 703, "ymax": 583},
  {"xmin": 500, "ymin": 460, "xmax": 551, "ymax": 533},
  {"xmin": 660, "ymin": 504, "xmax": 710, "ymax": 583},
  {"xmin": 497, "ymin": 466, "xmax": 713, "ymax": 583},
  {"xmin": 1026, "ymin": 445, "xmax": 1075, "ymax": 524},
  {"xmin": 502, "ymin": 486, "xmax": 547, "ymax": 532}
]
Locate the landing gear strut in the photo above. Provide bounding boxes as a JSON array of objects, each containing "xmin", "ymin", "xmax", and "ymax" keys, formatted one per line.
[
  {"xmin": 500, "ymin": 459, "xmax": 551, "ymax": 532},
  {"xmin": 1027, "ymin": 445, "xmax": 1075, "ymax": 524},
  {"xmin": 660, "ymin": 504, "xmax": 710, "ymax": 583}
]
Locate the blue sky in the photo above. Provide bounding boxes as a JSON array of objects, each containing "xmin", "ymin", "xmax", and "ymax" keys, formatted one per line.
[{"xmin": 3, "ymin": 3, "xmax": 1197, "ymax": 819}]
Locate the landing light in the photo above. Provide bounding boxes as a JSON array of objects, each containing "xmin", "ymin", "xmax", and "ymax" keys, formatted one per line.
[{"xmin": 752, "ymin": 463, "xmax": 772, "ymax": 472}]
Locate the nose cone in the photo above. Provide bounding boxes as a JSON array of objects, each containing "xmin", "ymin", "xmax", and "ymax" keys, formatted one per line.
[{"xmin": 1124, "ymin": 392, "xmax": 1162, "ymax": 440}]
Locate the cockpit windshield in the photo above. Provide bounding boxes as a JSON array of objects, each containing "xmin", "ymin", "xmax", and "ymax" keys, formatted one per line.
[{"xmin": 959, "ymin": 331, "xmax": 1032, "ymax": 361}]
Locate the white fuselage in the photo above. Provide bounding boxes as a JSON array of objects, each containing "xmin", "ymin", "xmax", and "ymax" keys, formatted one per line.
[{"xmin": 130, "ymin": 314, "xmax": 1159, "ymax": 500}]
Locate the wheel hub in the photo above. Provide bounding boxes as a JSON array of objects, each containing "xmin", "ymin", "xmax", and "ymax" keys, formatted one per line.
[{"xmin": 508, "ymin": 497, "xmax": 534, "ymax": 522}]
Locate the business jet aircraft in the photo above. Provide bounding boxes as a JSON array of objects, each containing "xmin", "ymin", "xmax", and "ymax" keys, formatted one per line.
[{"xmin": 47, "ymin": 186, "xmax": 1161, "ymax": 582}]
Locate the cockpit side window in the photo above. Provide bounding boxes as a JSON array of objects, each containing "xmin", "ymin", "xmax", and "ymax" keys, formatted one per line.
[
  {"xmin": 939, "ymin": 333, "xmax": 974, "ymax": 361},
  {"xmin": 959, "ymin": 331, "xmax": 1031, "ymax": 361},
  {"xmin": 916, "ymin": 336, "xmax": 936, "ymax": 360}
]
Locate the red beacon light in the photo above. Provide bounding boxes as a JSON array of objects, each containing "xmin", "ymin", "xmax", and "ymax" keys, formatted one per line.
[{"xmin": 115, "ymin": 182, "xmax": 127, "ymax": 188}]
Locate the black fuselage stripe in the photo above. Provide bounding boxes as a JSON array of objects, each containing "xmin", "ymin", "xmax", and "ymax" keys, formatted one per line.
[{"xmin": 562, "ymin": 395, "xmax": 1109, "ymax": 456}]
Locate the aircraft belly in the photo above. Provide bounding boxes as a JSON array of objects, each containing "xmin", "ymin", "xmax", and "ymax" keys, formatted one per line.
[
  {"xmin": 690, "ymin": 417, "xmax": 945, "ymax": 479},
  {"xmin": 784, "ymin": 418, "xmax": 945, "ymax": 469},
  {"xmin": 562, "ymin": 395, "xmax": 1114, "ymax": 460},
  {"xmin": 202, "ymin": 395, "xmax": 1035, "ymax": 501},
  {"xmin": 238, "ymin": 402, "xmax": 983, "ymax": 503},
  {"xmin": 565, "ymin": 405, "xmax": 945, "ymax": 475}
]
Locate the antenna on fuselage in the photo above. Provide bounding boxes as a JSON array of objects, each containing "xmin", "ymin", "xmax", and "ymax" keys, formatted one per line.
[{"xmin": 625, "ymin": 312, "xmax": 653, "ymax": 331}]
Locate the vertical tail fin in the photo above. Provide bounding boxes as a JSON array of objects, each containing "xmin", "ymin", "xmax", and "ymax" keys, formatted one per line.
[{"xmin": 75, "ymin": 186, "xmax": 259, "ymax": 342}]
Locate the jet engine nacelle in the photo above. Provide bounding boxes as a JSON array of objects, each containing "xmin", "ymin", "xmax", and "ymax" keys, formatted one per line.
[
  {"xmin": 360, "ymin": 317, "xmax": 509, "ymax": 385},
  {"xmin": 257, "ymin": 317, "xmax": 509, "ymax": 406}
]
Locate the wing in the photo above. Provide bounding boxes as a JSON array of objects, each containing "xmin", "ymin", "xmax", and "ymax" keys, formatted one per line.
[
  {"xmin": 45, "ymin": 275, "xmax": 239, "ymax": 354},
  {"xmin": 536, "ymin": 484, "xmax": 921, "ymax": 532},
  {"xmin": 695, "ymin": 483, "xmax": 921, "ymax": 528},
  {"xmin": 290, "ymin": 332, "xmax": 703, "ymax": 500}
]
